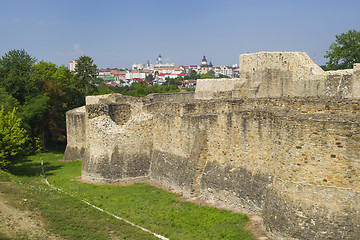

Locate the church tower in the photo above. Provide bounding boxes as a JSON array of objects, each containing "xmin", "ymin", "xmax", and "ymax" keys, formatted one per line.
[
  {"xmin": 201, "ymin": 55, "xmax": 208, "ymax": 67},
  {"xmin": 156, "ymin": 54, "xmax": 162, "ymax": 65},
  {"xmin": 201, "ymin": 55, "xmax": 209, "ymax": 74}
]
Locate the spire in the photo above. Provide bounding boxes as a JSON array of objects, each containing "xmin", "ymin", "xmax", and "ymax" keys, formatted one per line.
[
  {"xmin": 156, "ymin": 54, "xmax": 162, "ymax": 65},
  {"xmin": 201, "ymin": 55, "xmax": 208, "ymax": 67}
]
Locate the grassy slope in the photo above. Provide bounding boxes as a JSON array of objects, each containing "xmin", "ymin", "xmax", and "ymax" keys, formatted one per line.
[
  {"xmin": 1, "ymin": 154, "xmax": 157, "ymax": 240},
  {"xmin": 1, "ymin": 152, "xmax": 255, "ymax": 240}
]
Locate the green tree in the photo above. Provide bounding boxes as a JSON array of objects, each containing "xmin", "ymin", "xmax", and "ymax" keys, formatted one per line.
[
  {"xmin": 92, "ymin": 77, "xmax": 104, "ymax": 86},
  {"xmin": 75, "ymin": 55, "xmax": 97, "ymax": 95},
  {"xmin": 0, "ymin": 50, "xmax": 95, "ymax": 151},
  {"xmin": 29, "ymin": 61, "xmax": 84, "ymax": 146},
  {"xmin": 185, "ymin": 70, "xmax": 199, "ymax": 80},
  {"xmin": 0, "ymin": 49, "xmax": 36, "ymax": 103},
  {"xmin": 146, "ymin": 84, "xmax": 161, "ymax": 94},
  {"xmin": 217, "ymin": 74, "xmax": 230, "ymax": 78},
  {"xmin": 96, "ymin": 82, "xmax": 113, "ymax": 95},
  {"xmin": 324, "ymin": 29, "xmax": 360, "ymax": 70},
  {"xmin": 0, "ymin": 107, "xmax": 29, "ymax": 169},
  {"xmin": 146, "ymin": 73, "xmax": 154, "ymax": 82},
  {"xmin": 167, "ymin": 78, "xmax": 182, "ymax": 86},
  {"xmin": 127, "ymin": 82, "xmax": 147, "ymax": 97},
  {"xmin": 0, "ymin": 88, "xmax": 19, "ymax": 114},
  {"xmin": 200, "ymin": 73, "xmax": 215, "ymax": 79},
  {"xmin": 52, "ymin": 64, "xmax": 85, "ymax": 108},
  {"xmin": 154, "ymin": 71, "xmax": 159, "ymax": 78}
]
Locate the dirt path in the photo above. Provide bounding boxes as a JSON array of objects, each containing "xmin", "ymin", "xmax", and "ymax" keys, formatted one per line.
[{"xmin": 0, "ymin": 182, "xmax": 59, "ymax": 240}]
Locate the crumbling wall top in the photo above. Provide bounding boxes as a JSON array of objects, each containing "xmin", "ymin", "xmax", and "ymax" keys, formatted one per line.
[
  {"xmin": 196, "ymin": 51, "xmax": 359, "ymax": 99},
  {"xmin": 239, "ymin": 51, "xmax": 324, "ymax": 77}
]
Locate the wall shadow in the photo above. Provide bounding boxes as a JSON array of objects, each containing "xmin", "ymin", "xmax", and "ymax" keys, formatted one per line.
[{"xmin": 8, "ymin": 156, "xmax": 63, "ymax": 177}]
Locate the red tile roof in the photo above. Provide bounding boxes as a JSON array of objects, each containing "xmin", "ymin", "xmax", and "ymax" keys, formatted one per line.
[
  {"xmin": 154, "ymin": 66, "xmax": 182, "ymax": 70},
  {"xmin": 181, "ymin": 80, "xmax": 196, "ymax": 84}
]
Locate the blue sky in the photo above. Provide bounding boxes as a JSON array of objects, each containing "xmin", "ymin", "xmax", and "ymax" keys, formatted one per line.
[{"xmin": 1, "ymin": 0, "xmax": 359, "ymax": 68}]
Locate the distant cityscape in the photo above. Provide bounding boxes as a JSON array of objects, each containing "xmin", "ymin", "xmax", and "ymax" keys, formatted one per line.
[{"xmin": 69, "ymin": 55, "xmax": 239, "ymax": 89}]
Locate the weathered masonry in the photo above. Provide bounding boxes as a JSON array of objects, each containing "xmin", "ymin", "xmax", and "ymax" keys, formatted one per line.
[{"xmin": 64, "ymin": 52, "xmax": 360, "ymax": 240}]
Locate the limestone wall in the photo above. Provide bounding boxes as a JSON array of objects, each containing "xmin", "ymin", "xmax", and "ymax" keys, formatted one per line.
[
  {"xmin": 148, "ymin": 100, "xmax": 274, "ymax": 210},
  {"xmin": 62, "ymin": 106, "xmax": 86, "ymax": 161},
  {"xmin": 81, "ymin": 94, "xmax": 153, "ymax": 183},
  {"xmin": 63, "ymin": 52, "xmax": 360, "ymax": 239},
  {"xmin": 195, "ymin": 52, "xmax": 360, "ymax": 100},
  {"xmin": 67, "ymin": 94, "xmax": 360, "ymax": 239},
  {"xmin": 194, "ymin": 78, "xmax": 247, "ymax": 99}
]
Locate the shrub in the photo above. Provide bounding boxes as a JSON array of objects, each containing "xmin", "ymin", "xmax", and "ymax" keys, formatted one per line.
[{"xmin": 0, "ymin": 106, "xmax": 29, "ymax": 169}]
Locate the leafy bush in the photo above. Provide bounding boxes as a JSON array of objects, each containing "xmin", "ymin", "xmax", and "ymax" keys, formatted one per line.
[{"xmin": 0, "ymin": 107, "xmax": 29, "ymax": 169}]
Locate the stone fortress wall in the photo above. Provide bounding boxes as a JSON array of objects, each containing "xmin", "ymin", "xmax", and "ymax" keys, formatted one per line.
[
  {"xmin": 196, "ymin": 52, "xmax": 360, "ymax": 99},
  {"xmin": 64, "ymin": 52, "xmax": 360, "ymax": 240}
]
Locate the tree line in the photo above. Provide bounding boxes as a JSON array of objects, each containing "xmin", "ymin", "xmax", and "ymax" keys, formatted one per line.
[
  {"xmin": 0, "ymin": 51, "xmax": 91, "ymax": 168},
  {"xmin": 0, "ymin": 50, "xmax": 193, "ymax": 168}
]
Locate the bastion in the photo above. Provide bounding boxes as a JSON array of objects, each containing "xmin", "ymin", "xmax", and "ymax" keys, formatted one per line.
[{"xmin": 64, "ymin": 52, "xmax": 360, "ymax": 240}]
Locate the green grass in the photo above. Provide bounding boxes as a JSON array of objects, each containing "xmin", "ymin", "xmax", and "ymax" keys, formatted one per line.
[{"xmin": 1, "ymin": 152, "xmax": 255, "ymax": 240}]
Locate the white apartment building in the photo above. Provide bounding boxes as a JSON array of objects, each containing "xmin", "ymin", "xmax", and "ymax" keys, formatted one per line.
[
  {"xmin": 126, "ymin": 69, "xmax": 146, "ymax": 80},
  {"xmin": 213, "ymin": 66, "xmax": 235, "ymax": 78},
  {"xmin": 153, "ymin": 66, "xmax": 184, "ymax": 75},
  {"xmin": 69, "ymin": 60, "xmax": 77, "ymax": 71},
  {"xmin": 132, "ymin": 63, "xmax": 145, "ymax": 70}
]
